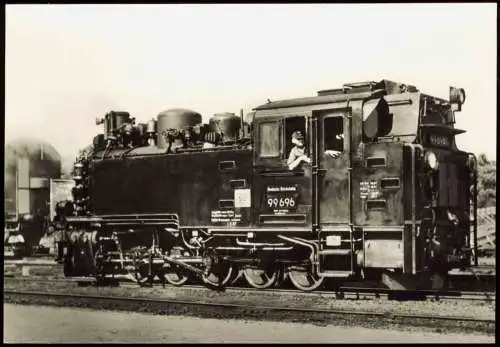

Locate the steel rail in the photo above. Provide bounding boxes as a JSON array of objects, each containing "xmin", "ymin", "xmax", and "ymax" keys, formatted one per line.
[
  {"xmin": 4, "ymin": 276, "xmax": 495, "ymax": 302},
  {"xmin": 176, "ymin": 284, "xmax": 496, "ymax": 302}
]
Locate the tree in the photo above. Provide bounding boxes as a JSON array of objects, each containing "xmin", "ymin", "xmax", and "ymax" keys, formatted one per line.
[{"xmin": 477, "ymin": 153, "xmax": 496, "ymax": 208}]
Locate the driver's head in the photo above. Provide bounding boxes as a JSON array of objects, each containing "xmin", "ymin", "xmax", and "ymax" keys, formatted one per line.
[{"xmin": 291, "ymin": 130, "xmax": 305, "ymax": 148}]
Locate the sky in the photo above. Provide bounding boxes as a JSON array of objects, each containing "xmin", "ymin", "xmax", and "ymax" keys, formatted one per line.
[{"xmin": 5, "ymin": 4, "xmax": 497, "ymax": 160}]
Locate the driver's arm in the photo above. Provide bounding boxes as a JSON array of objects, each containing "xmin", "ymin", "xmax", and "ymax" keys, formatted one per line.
[
  {"xmin": 287, "ymin": 148, "xmax": 302, "ymax": 170},
  {"xmin": 325, "ymin": 150, "xmax": 342, "ymax": 159}
]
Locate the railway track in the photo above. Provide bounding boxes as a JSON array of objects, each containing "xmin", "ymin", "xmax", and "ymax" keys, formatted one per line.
[
  {"xmin": 4, "ymin": 276, "xmax": 495, "ymax": 303},
  {"xmin": 4, "ymin": 258, "xmax": 495, "ymax": 300},
  {"xmin": 187, "ymin": 285, "xmax": 496, "ymax": 302},
  {"xmin": 3, "ymin": 289, "xmax": 495, "ymax": 335}
]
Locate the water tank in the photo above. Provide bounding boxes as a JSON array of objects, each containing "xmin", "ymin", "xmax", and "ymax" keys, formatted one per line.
[
  {"xmin": 156, "ymin": 109, "xmax": 202, "ymax": 148},
  {"xmin": 209, "ymin": 113, "xmax": 241, "ymax": 143}
]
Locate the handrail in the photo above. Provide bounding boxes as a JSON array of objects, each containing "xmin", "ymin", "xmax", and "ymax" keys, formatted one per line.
[{"xmin": 403, "ymin": 143, "xmax": 423, "ymax": 274}]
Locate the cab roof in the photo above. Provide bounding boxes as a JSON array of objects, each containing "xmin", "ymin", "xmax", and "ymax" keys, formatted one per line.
[{"xmin": 253, "ymin": 79, "xmax": 419, "ymax": 111}]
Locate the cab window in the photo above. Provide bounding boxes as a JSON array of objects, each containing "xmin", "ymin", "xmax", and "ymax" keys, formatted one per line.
[
  {"xmin": 259, "ymin": 122, "xmax": 281, "ymax": 158},
  {"xmin": 284, "ymin": 116, "xmax": 307, "ymax": 157},
  {"xmin": 324, "ymin": 116, "xmax": 344, "ymax": 152}
]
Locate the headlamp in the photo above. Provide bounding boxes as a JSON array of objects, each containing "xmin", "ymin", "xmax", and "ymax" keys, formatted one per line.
[
  {"xmin": 449, "ymin": 87, "xmax": 466, "ymax": 112},
  {"xmin": 447, "ymin": 210, "xmax": 459, "ymax": 225},
  {"xmin": 22, "ymin": 214, "xmax": 33, "ymax": 221},
  {"xmin": 425, "ymin": 151, "xmax": 439, "ymax": 171},
  {"xmin": 450, "ymin": 87, "xmax": 466, "ymax": 105}
]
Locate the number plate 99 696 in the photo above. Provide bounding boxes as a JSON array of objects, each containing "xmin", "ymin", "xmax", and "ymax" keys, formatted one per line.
[
  {"xmin": 428, "ymin": 134, "xmax": 450, "ymax": 147},
  {"xmin": 265, "ymin": 194, "xmax": 298, "ymax": 210}
]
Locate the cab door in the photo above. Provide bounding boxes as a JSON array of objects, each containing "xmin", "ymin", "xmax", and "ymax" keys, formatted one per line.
[
  {"xmin": 253, "ymin": 115, "xmax": 312, "ymax": 228},
  {"xmin": 312, "ymin": 109, "xmax": 351, "ymax": 225}
]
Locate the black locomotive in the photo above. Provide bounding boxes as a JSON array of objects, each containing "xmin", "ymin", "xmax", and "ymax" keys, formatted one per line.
[{"xmin": 56, "ymin": 79, "xmax": 477, "ymax": 291}]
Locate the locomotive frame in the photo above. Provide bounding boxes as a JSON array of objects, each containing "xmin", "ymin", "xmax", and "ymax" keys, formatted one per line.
[{"xmin": 56, "ymin": 79, "xmax": 477, "ymax": 292}]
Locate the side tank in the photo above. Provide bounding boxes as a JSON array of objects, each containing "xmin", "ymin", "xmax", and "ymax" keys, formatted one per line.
[
  {"xmin": 156, "ymin": 109, "xmax": 202, "ymax": 148},
  {"xmin": 209, "ymin": 112, "xmax": 242, "ymax": 143}
]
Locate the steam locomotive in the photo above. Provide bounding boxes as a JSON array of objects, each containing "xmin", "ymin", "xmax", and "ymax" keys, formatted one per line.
[
  {"xmin": 56, "ymin": 79, "xmax": 477, "ymax": 292},
  {"xmin": 5, "ymin": 139, "xmax": 62, "ymax": 258}
]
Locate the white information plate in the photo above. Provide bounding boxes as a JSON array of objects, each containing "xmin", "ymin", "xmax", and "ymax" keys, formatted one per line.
[
  {"xmin": 234, "ymin": 189, "xmax": 251, "ymax": 208},
  {"xmin": 326, "ymin": 235, "xmax": 342, "ymax": 247}
]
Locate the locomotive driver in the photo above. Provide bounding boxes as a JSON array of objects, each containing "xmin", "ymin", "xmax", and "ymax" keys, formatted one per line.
[
  {"xmin": 287, "ymin": 130, "xmax": 311, "ymax": 170},
  {"xmin": 287, "ymin": 130, "xmax": 343, "ymax": 170}
]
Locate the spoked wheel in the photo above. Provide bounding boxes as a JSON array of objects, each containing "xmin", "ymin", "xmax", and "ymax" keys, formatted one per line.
[
  {"xmin": 163, "ymin": 246, "xmax": 190, "ymax": 286},
  {"xmin": 243, "ymin": 265, "xmax": 281, "ymax": 289},
  {"xmin": 202, "ymin": 262, "xmax": 237, "ymax": 287},
  {"xmin": 287, "ymin": 266, "xmax": 325, "ymax": 292},
  {"xmin": 162, "ymin": 265, "xmax": 190, "ymax": 286},
  {"xmin": 134, "ymin": 261, "xmax": 154, "ymax": 287},
  {"xmin": 230, "ymin": 267, "xmax": 244, "ymax": 285}
]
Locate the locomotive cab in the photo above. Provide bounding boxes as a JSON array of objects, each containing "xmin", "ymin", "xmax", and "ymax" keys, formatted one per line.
[{"xmin": 250, "ymin": 80, "xmax": 476, "ymax": 290}]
